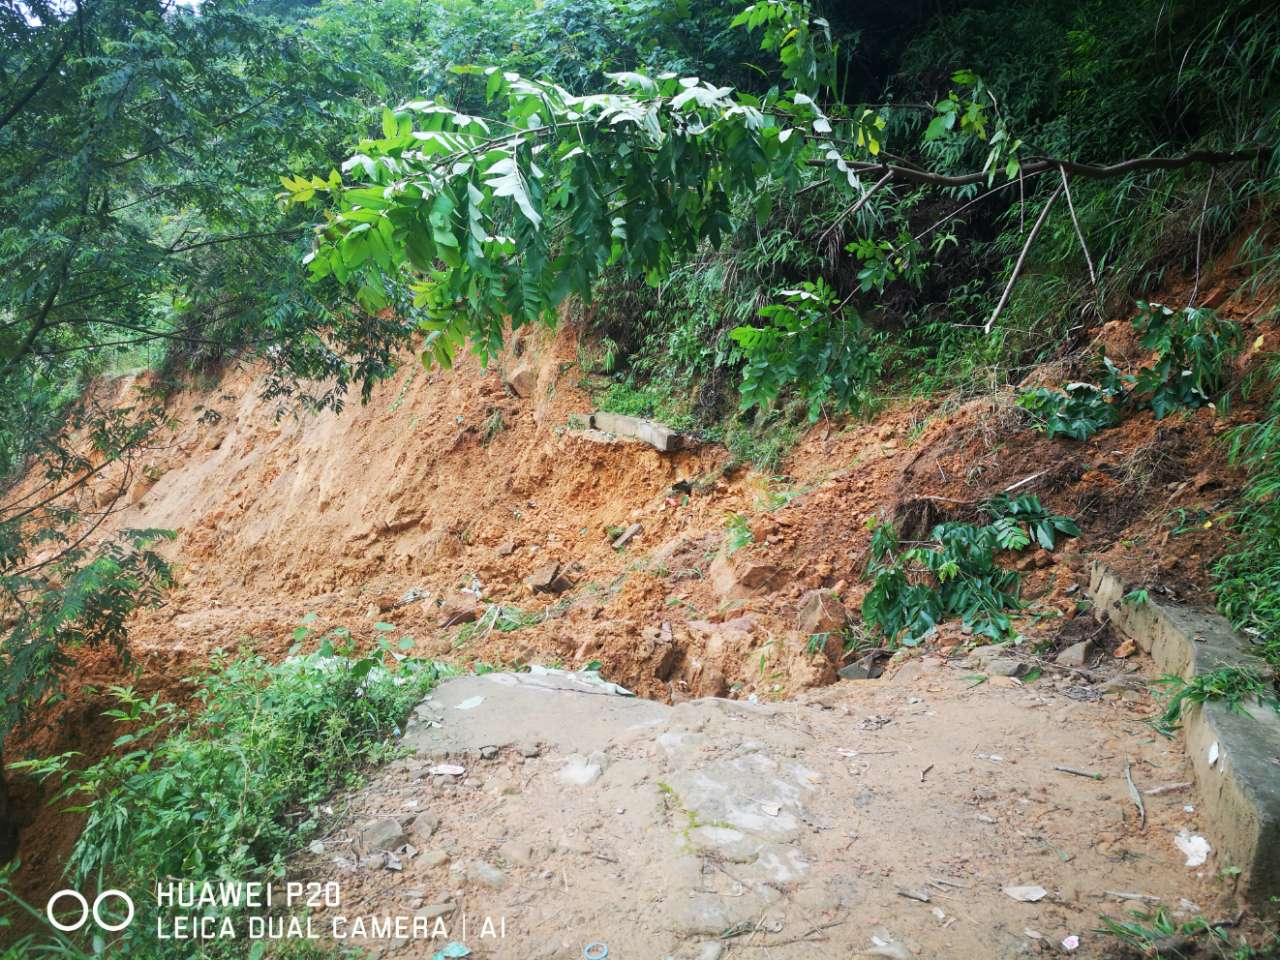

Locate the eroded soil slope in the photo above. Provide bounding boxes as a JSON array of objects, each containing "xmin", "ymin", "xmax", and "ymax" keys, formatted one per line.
[{"xmin": 8, "ymin": 278, "xmax": 1276, "ymax": 918}]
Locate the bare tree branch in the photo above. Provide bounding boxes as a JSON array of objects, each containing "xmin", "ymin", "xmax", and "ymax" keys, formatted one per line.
[
  {"xmin": 1188, "ymin": 169, "xmax": 1215, "ymax": 307},
  {"xmin": 984, "ymin": 183, "xmax": 1063, "ymax": 334},
  {"xmin": 817, "ymin": 170, "xmax": 894, "ymax": 246},
  {"xmin": 1058, "ymin": 165, "xmax": 1097, "ymax": 288},
  {"xmin": 810, "ymin": 145, "xmax": 1265, "ymax": 188}
]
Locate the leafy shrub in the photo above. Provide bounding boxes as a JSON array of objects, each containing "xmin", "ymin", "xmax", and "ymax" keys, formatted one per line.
[
  {"xmin": 862, "ymin": 519, "xmax": 1022, "ymax": 643},
  {"xmin": 862, "ymin": 496, "xmax": 1078, "ymax": 644},
  {"xmin": 1016, "ymin": 382, "xmax": 1122, "ymax": 440},
  {"xmin": 729, "ymin": 281, "xmax": 882, "ymax": 422},
  {"xmin": 14, "ymin": 622, "xmax": 442, "ymax": 896},
  {"xmin": 1020, "ymin": 303, "xmax": 1241, "ymax": 440},
  {"xmin": 1132, "ymin": 301, "xmax": 1241, "ymax": 418},
  {"xmin": 982, "ymin": 493, "xmax": 1081, "ymax": 549}
]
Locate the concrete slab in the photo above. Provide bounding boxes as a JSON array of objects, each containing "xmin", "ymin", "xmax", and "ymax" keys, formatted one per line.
[
  {"xmin": 402, "ymin": 668, "xmax": 667, "ymax": 758},
  {"xmin": 591, "ymin": 411, "xmax": 680, "ymax": 452}
]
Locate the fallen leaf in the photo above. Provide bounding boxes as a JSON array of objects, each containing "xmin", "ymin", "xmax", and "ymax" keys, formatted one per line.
[{"xmin": 1114, "ymin": 638, "xmax": 1136, "ymax": 659}]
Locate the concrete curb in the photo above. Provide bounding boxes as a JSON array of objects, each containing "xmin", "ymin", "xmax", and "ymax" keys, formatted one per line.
[{"xmin": 1088, "ymin": 561, "xmax": 1280, "ymax": 900}]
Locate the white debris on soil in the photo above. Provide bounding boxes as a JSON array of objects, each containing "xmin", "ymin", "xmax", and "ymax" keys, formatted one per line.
[
  {"xmin": 1174, "ymin": 829, "xmax": 1212, "ymax": 867},
  {"xmin": 1002, "ymin": 884, "xmax": 1047, "ymax": 902}
]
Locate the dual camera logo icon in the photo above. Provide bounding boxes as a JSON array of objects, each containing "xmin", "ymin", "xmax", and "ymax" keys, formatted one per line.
[{"xmin": 46, "ymin": 889, "xmax": 134, "ymax": 932}]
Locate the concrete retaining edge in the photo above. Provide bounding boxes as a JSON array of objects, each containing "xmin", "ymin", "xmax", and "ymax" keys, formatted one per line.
[{"xmin": 1088, "ymin": 561, "xmax": 1280, "ymax": 901}]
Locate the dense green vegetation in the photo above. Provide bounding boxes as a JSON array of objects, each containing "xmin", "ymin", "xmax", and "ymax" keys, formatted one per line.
[
  {"xmin": 2, "ymin": 623, "xmax": 443, "ymax": 958},
  {"xmin": 862, "ymin": 494, "xmax": 1079, "ymax": 644},
  {"xmin": 1018, "ymin": 303, "xmax": 1241, "ymax": 440},
  {"xmin": 1, "ymin": 0, "xmax": 1279, "ymax": 953}
]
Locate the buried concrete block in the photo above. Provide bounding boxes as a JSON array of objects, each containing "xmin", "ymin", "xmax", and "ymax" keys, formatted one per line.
[
  {"xmin": 591, "ymin": 411, "xmax": 680, "ymax": 452},
  {"xmin": 1088, "ymin": 561, "xmax": 1280, "ymax": 900}
]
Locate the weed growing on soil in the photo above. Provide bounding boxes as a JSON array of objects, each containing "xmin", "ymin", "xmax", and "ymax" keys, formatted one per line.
[
  {"xmin": 6, "ymin": 624, "xmax": 442, "ymax": 957},
  {"xmin": 759, "ymin": 477, "xmax": 811, "ymax": 511},
  {"xmin": 1095, "ymin": 906, "xmax": 1233, "ymax": 956},
  {"xmin": 723, "ymin": 413, "xmax": 805, "ymax": 471},
  {"xmin": 1216, "ymin": 352, "xmax": 1280, "ymax": 684},
  {"xmin": 1152, "ymin": 667, "xmax": 1279, "ymax": 736},
  {"xmin": 862, "ymin": 496, "xmax": 1078, "ymax": 645},
  {"xmin": 1132, "ymin": 302, "xmax": 1242, "ymax": 418},
  {"xmin": 482, "ymin": 410, "xmax": 506, "ymax": 444},
  {"xmin": 723, "ymin": 513, "xmax": 754, "ymax": 554},
  {"xmin": 595, "ymin": 381, "xmax": 698, "ymax": 434},
  {"xmin": 456, "ymin": 603, "xmax": 545, "ymax": 645}
]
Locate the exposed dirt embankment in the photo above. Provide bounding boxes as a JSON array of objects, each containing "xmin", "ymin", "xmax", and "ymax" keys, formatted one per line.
[{"xmin": 7, "ymin": 278, "xmax": 1276, "ymax": 913}]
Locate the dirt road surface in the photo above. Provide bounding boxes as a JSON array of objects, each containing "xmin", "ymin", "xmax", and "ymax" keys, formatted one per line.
[{"xmin": 291, "ymin": 660, "xmax": 1222, "ymax": 959}]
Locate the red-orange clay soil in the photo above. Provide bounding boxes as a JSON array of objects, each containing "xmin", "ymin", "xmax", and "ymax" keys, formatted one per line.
[{"xmin": 4, "ymin": 268, "xmax": 1276, "ymax": 953}]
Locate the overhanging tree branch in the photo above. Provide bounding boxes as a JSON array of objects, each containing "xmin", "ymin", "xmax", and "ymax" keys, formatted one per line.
[
  {"xmin": 809, "ymin": 146, "xmax": 1266, "ymax": 188},
  {"xmin": 0, "ymin": 10, "xmax": 81, "ymax": 133}
]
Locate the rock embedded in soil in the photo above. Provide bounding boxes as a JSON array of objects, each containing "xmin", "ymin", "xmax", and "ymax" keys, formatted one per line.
[
  {"xmin": 526, "ymin": 560, "xmax": 574, "ymax": 594},
  {"xmin": 1055, "ymin": 639, "xmax": 1094, "ymax": 667},
  {"xmin": 794, "ymin": 588, "xmax": 849, "ymax": 635},
  {"xmin": 988, "ymin": 658, "xmax": 1030, "ymax": 678},
  {"xmin": 557, "ymin": 753, "xmax": 604, "ymax": 787},
  {"xmin": 437, "ymin": 590, "xmax": 480, "ymax": 627},
  {"xmin": 497, "ymin": 839, "xmax": 543, "ymax": 867},
  {"xmin": 611, "ymin": 522, "xmax": 642, "ymax": 549},
  {"xmin": 838, "ymin": 652, "xmax": 886, "ymax": 680},
  {"xmin": 359, "ymin": 819, "xmax": 406, "ymax": 852},
  {"xmin": 504, "ymin": 361, "xmax": 537, "ymax": 398},
  {"xmin": 408, "ymin": 811, "xmax": 439, "ymax": 839},
  {"xmin": 466, "ymin": 860, "xmax": 507, "ymax": 888},
  {"xmin": 418, "ymin": 849, "xmax": 450, "ymax": 868},
  {"xmin": 414, "ymin": 902, "xmax": 456, "ymax": 921},
  {"xmin": 708, "ymin": 550, "xmax": 781, "ymax": 601}
]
